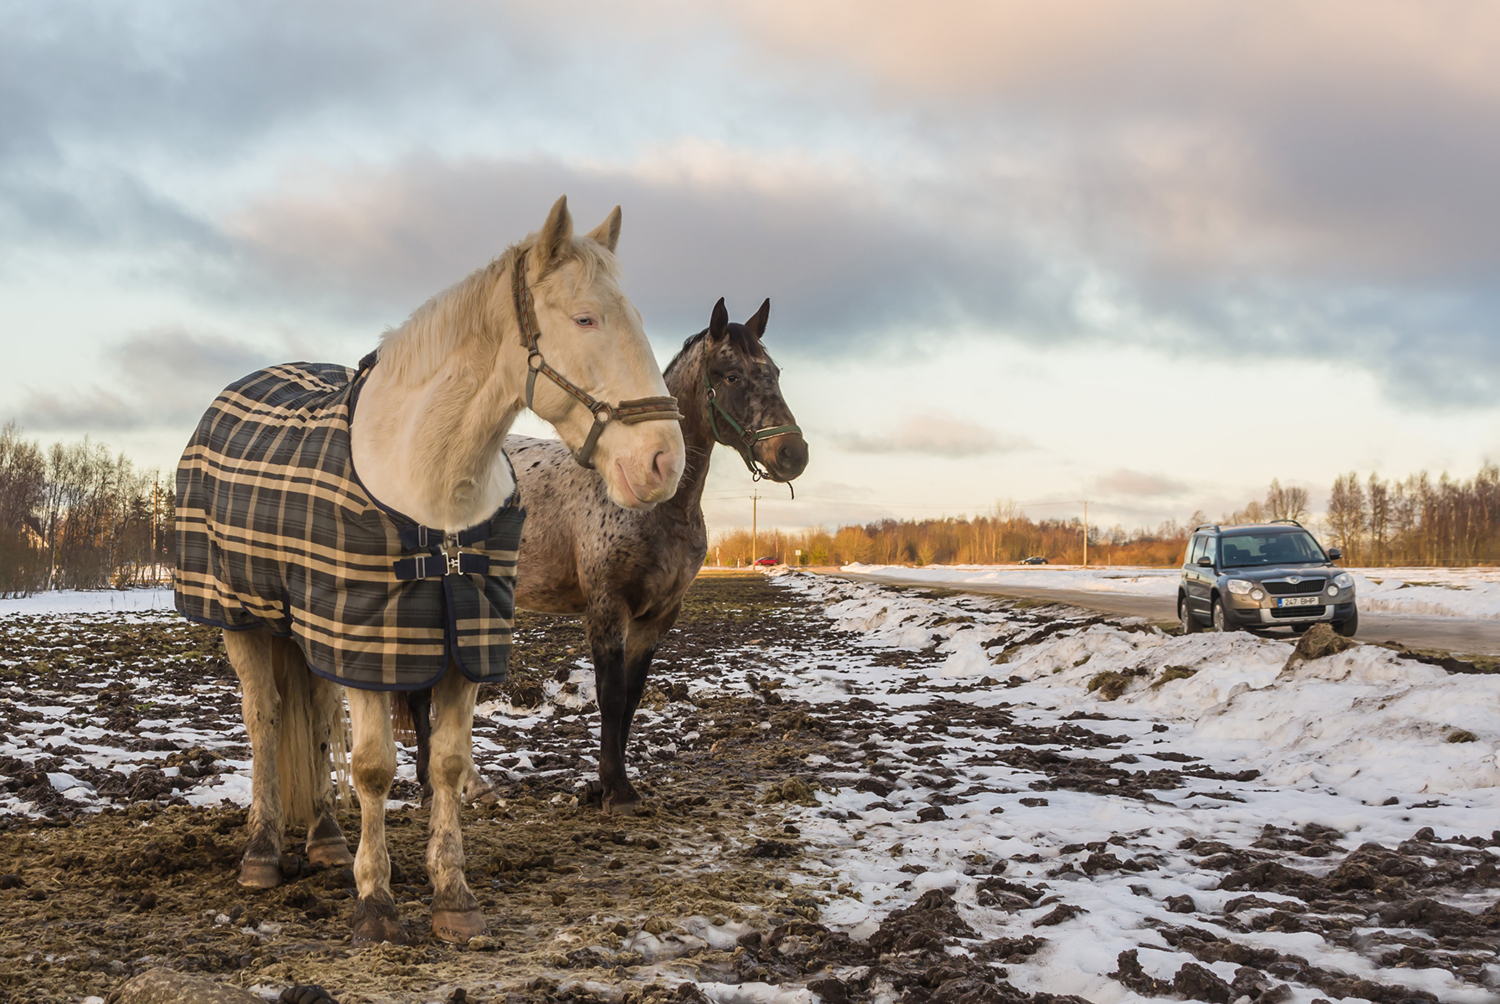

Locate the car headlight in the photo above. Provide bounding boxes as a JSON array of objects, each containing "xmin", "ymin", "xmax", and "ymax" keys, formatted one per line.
[
  {"xmin": 1333, "ymin": 572, "xmax": 1354, "ymax": 589},
  {"xmin": 1250, "ymin": 589, "xmax": 1264, "ymax": 601},
  {"xmin": 1226, "ymin": 579, "xmax": 1254, "ymax": 595}
]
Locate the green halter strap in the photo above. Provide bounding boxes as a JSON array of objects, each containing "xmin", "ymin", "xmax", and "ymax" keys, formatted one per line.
[{"xmin": 704, "ymin": 370, "xmax": 803, "ymax": 484}]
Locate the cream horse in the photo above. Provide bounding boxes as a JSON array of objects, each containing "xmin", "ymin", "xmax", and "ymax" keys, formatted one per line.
[{"xmin": 224, "ymin": 197, "xmax": 684, "ymax": 945}]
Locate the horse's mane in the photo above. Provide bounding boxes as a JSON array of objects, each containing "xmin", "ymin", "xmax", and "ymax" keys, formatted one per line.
[
  {"xmin": 376, "ymin": 234, "xmax": 622, "ymax": 387},
  {"xmin": 664, "ymin": 323, "xmax": 767, "ymax": 379}
]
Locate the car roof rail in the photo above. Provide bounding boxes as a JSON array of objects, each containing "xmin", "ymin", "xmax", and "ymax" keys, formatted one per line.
[
  {"xmin": 1193, "ymin": 523, "xmax": 1220, "ymax": 532},
  {"xmin": 1268, "ymin": 519, "xmax": 1304, "ymax": 528}
]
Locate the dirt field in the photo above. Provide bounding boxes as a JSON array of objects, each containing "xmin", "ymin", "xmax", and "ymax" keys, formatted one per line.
[{"xmin": 0, "ymin": 574, "xmax": 1496, "ymax": 1004}]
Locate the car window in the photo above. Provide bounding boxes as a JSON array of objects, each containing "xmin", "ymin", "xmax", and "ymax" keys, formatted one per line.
[
  {"xmin": 1219, "ymin": 531, "xmax": 1326, "ymax": 568},
  {"xmin": 1187, "ymin": 535, "xmax": 1204, "ymax": 564},
  {"xmin": 1202, "ymin": 537, "xmax": 1217, "ymax": 565}
]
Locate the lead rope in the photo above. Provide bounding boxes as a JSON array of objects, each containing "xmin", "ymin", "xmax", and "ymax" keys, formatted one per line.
[
  {"xmin": 511, "ymin": 258, "xmax": 683, "ymax": 469},
  {"xmin": 705, "ymin": 371, "xmax": 802, "ymax": 497}
]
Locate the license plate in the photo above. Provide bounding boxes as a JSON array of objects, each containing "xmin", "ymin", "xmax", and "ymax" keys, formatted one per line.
[{"xmin": 1277, "ymin": 596, "xmax": 1321, "ymax": 608}]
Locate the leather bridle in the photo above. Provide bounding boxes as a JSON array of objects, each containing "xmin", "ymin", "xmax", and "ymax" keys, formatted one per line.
[
  {"xmin": 705, "ymin": 370, "xmax": 803, "ymax": 484},
  {"xmin": 512, "ymin": 258, "xmax": 683, "ymax": 470}
]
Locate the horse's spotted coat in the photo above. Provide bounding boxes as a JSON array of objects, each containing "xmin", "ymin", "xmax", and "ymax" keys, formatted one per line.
[{"xmin": 174, "ymin": 361, "xmax": 524, "ymax": 691}]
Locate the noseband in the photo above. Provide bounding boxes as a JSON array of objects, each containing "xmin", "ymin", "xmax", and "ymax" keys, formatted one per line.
[
  {"xmin": 705, "ymin": 371, "xmax": 803, "ymax": 483},
  {"xmin": 512, "ymin": 260, "xmax": 683, "ymax": 470}
]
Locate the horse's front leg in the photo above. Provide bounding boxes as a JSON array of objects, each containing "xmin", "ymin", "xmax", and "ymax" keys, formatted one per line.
[
  {"xmin": 588, "ymin": 605, "xmax": 635, "ymax": 813},
  {"xmin": 223, "ymin": 628, "xmax": 284, "ymax": 888},
  {"xmin": 428, "ymin": 664, "xmax": 486, "ymax": 942},
  {"xmin": 621, "ymin": 607, "xmax": 680, "ymax": 754},
  {"xmin": 345, "ymin": 687, "xmax": 407, "ymax": 945}
]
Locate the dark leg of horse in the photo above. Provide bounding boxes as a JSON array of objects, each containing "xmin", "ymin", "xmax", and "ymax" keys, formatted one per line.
[
  {"xmin": 620, "ymin": 605, "xmax": 681, "ymax": 751},
  {"xmin": 588, "ymin": 605, "xmax": 636, "ymax": 814},
  {"xmin": 404, "ymin": 688, "xmax": 434, "ymax": 805}
]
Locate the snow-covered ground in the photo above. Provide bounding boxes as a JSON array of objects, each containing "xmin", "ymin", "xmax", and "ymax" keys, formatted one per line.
[
  {"xmin": 0, "ymin": 587, "xmax": 174, "ymax": 617},
  {"xmin": 3, "ymin": 571, "xmax": 1497, "ymax": 1002},
  {"xmin": 843, "ymin": 563, "xmax": 1500, "ymax": 619},
  {"xmin": 765, "ymin": 570, "xmax": 1500, "ymax": 1004}
]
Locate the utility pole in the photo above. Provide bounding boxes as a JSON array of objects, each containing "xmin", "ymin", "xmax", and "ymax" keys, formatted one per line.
[
  {"xmin": 751, "ymin": 489, "xmax": 759, "ymax": 563},
  {"xmin": 1082, "ymin": 500, "xmax": 1089, "ymax": 568}
]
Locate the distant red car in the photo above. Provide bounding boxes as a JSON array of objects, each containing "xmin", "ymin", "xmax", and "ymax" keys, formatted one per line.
[{"xmin": 754, "ymin": 556, "xmax": 779, "ymax": 566}]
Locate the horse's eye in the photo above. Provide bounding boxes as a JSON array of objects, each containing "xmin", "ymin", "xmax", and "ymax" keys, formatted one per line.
[
  {"xmin": 573, "ymin": 315, "xmax": 594, "ymax": 327},
  {"xmin": 726, "ymin": 374, "xmax": 738, "ymax": 384}
]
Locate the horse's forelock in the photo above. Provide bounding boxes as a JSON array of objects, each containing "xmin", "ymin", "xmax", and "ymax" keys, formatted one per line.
[{"xmin": 667, "ymin": 322, "xmax": 767, "ymax": 377}]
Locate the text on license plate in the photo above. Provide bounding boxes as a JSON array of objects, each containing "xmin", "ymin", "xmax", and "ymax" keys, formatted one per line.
[{"xmin": 1277, "ymin": 595, "xmax": 1321, "ymax": 608}]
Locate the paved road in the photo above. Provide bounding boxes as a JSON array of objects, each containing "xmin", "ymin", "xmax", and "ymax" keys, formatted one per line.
[{"xmin": 823, "ymin": 570, "xmax": 1500, "ymax": 657}]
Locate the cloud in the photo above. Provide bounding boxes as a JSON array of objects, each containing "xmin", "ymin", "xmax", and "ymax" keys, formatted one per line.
[
  {"xmin": 1095, "ymin": 468, "xmax": 1190, "ymax": 498},
  {"xmin": 2, "ymin": 2, "xmax": 1499, "ymax": 412},
  {"xmin": 832, "ymin": 410, "xmax": 1029, "ymax": 458},
  {"xmin": 16, "ymin": 327, "xmax": 301, "ymax": 433}
]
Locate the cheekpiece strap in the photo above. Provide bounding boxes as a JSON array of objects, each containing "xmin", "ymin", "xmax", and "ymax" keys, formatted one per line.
[{"xmin": 510, "ymin": 248, "xmax": 684, "ymax": 470}]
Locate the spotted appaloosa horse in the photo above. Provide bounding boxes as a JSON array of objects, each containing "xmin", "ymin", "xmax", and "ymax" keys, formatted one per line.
[
  {"xmin": 177, "ymin": 196, "xmax": 685, "ymax": 945},
  {"xmin": 408, "ymin": 297, "xmax": 807, "ymax": 813}
]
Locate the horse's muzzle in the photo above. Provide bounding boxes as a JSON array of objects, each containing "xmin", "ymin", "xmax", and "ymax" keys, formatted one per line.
[{"xmin": 755, "ymin": 432, "xmax": 808, "ymax": 483}]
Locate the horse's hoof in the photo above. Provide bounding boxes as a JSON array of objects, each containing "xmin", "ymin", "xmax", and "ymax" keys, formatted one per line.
[
  {"xmin": 238, "ymin": 857, "xmax": 283, "ymax": 889},
  {"xmin": 351, "ymin": 895, "xmax": 409, "ymax": 945},
  {"xmin": 431, "ymin": 909, "xmax": 487, "ymax": 943},
  {"xmin": 464, "ymin": 774, "xmax": 499, "ymax": 805},
  {"xmin": 306, "ymin": 838, "xmax": 354, "ymax": 868},
  {"xmin": 601, "ymin": 792, "xmax": 644, "ymax": 816}
]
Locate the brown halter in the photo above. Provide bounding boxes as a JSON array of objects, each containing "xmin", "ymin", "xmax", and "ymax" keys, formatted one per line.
[{"xmin": 512, "ymin": 255, "xmax": 683, "ymax": 470}]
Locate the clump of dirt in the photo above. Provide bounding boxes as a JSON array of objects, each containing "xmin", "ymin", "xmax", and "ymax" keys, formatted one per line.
[{"xmin": 1281, "ymin": 623, "xmax": 1358, "ymax": 670}]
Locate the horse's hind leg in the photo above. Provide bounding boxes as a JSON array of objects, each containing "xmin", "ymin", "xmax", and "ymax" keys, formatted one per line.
[
  {"xmin": 223, "ymin": 627, "xmax": 285, "ymax": 888},
  {"xmin": 304, "ymin": 672, "xmax": 353, "ymax": 868},
  {"xmin": 346, "ymin": 686, "xmax": 407, "ymax": 945},
  {"xmin": 427, "ymin": 663, "xmax": 486, "ymax": 942}
]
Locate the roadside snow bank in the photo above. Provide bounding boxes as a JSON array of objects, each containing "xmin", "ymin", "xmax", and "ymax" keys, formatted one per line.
[
  {"xmin": 799, "ymin": 571, "xmax": 1500, "ymax": 800},
  {"xmin": 842, "ymin": 562, "xmax": 1500, "ymax": 618}
]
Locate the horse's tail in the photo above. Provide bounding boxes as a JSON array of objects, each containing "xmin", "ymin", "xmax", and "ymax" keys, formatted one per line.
[{"xmin": 271, "ymin": 636, "xmax": 350, "ymax": 827}]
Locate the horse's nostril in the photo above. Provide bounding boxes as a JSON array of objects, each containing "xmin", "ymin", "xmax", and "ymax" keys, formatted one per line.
[
  {"xmin": 651, "ymin": 450, "xmax": 670, "ymax": 483},
  {"xmin": 776, "ymin": 435, "xmax": 808, "ymax": 473}
]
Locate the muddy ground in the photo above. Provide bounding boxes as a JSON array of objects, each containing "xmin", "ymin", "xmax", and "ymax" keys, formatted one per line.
[{"xmin": 0, "ymin": 574, "xmax": 1496, "ymax": 1004}]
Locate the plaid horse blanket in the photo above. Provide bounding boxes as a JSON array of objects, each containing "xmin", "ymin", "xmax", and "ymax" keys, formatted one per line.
[{"xmin": 174, "ymin": 359, "xmax": 525, "ymax": 691}]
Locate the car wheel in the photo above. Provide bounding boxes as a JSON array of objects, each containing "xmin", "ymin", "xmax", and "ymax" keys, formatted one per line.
[
  {"xmin": 1179, "ymin": 595, "xmax": 1201, "ymax": 635},
  {"xmin": 1333, "ymin": 610, "xmax": 1359, "ymax": 638},
  {"xmin": 1211, "ymin": 598, "xmax": 1229, "ymax": 633}
]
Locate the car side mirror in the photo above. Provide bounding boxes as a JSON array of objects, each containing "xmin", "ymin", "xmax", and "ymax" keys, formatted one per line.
[
  {"xmin": 1196, "ymin": 556, "xmax": 1214, "ymax": 567},
  {"xmin": 1327, "ymin": 547, "xmax": 1342, "ymax": 560}
]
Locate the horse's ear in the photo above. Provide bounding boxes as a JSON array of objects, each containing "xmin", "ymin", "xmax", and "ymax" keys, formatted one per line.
[
  {"xmin": 585, "ymin": 206, "xmax": 622, "ymax": 253},
  {"xmin": 745, "ymin": 298, "xmax": 770, "ymax": 340},
  {"xmin": 534, "ymin": 195, "xmax": 574, "ymax": 274},
  {"xmin": 709, "ymin": 297, "xmax": 729, "ymax": 341}
]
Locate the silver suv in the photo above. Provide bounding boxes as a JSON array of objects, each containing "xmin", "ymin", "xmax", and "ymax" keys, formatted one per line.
[{"xmin": 1178, "ymin": 520, "xmax": 1357, "ymax": 637}]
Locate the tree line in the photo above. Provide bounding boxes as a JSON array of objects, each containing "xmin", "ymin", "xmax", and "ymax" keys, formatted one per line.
[
  {"xmin": 711, "ymin": 468, "xmax": 1500, "ymax": 568},
  {"xmin": 0, "ymin": 424, "xmax": 172, "ymax": 597},
  {"xmin": 4, "ymin": 422, "xmax": 1493, "ymax": 591}
]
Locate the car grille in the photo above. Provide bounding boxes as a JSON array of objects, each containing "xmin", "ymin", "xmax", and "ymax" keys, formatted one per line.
[
  {"xmin": 1270, "ymin": 605, "xmax": 1327, "ymax": 619},
  {"xmin": 1264, "ymin": 579, "xmax": 1326, "ymax": 595}
]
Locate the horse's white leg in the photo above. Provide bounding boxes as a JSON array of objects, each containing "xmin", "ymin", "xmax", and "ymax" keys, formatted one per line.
[
  {"xmin": 305, "ymin": 672, "xmax": 353, "ymax": 867},
  {"xmin": 346, "ymin": 686, "xmax": 407, "ymax": 945},
  {"xmin": 428, "ymin": 664, "xmax": 486, "ymax": 942},
  {"xmin": 223, "ymin": 628, "xmax": 284, "ymax": 888}
]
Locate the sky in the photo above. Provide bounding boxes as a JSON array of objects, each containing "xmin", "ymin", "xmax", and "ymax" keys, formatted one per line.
[{"xmin": 3, "ymin": 1, "xmax": 1499, "ymax": 539}]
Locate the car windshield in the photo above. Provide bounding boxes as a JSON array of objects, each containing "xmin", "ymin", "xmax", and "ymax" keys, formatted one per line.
[{"xmin": 1218, "ymin": 531, "xmax": 1326, "ymax": 568}]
